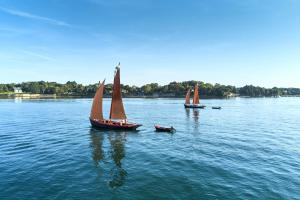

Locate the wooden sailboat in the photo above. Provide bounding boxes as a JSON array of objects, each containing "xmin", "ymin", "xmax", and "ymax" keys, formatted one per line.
[
  {"xmin": 90, "ymin": 65, "xmax": 142, "ymax": 130},
  {"xmin": 184, "ymin": 84, "xmax": 206, "ymax": 109}
]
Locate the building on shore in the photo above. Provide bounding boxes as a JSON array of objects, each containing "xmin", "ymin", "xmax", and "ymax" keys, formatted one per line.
[{"xmin": 13, "ymin": 87, "xmax": 23, "ymax": 94}]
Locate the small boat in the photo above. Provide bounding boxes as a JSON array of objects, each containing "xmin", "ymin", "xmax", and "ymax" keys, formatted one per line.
[
  {"xmin": 155, "ymin": 125, "xmax": 175, "ymax": 133},
  {"xmin": 184, "ymin": 84, "xmax": 206, "ymax": 109},
  {"xmin": 212, "ymin": 106, "xmax": 221, "ymax": 109},
  {"xmin": 184, "ymin": 104, "xmax": 206, "ymax": 109},
  {"xmin": 90, "ymin": 64, "xmax": 142, "ymax": 130}
]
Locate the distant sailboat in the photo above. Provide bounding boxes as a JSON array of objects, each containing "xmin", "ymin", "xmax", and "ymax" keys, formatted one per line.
[
  {"xmin": 90, "ymin": 64, "xmax": 142, "ymax": 130},
  {"xmin": 184, "ymin": 83, "xmax": 205, "ymax": 109}
]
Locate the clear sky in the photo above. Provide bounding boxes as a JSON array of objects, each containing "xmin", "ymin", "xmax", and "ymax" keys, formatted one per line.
[{"xmin": 0, "ymin": 0, "xmax": 299, "ymax": 87}]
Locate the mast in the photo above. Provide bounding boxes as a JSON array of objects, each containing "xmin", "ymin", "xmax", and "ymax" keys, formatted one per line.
[
  {"xmin": 90, "ymin": 80, "xmax": 105, "ymax": 120},
  {"xmin": 109, "ymin": 64, "xmax": 127, "ymax": 120},
  {"xmin": 185, "ymin": 89, "xmax": 191, "ymax": 104},
  {"xmin": 193, "ymin": 83, "xmax": 200, "ymax": 105}
]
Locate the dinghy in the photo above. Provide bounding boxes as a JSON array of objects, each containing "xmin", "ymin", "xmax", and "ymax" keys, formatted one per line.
[
  {"xmin": 212, "ymin": 106, "xmax": 221, "ymax": 110},
  {"xmin": 155, "ymin": 125, "xmax": 175, "ymax": 133}
]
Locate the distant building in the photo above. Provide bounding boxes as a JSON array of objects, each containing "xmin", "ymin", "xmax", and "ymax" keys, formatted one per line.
[
  {"xmin": 13, "ymin": 87, "xmax": 22, "ymax": 94},
  {"xmin": 152, "ymin": 93, "xmax": 159, "ymax": 98}
]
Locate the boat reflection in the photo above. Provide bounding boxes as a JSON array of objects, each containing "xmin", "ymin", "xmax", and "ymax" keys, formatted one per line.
[
  {"xmin": 90, "ymin": 129, "xmax": 105, "ymax": 166},
  {"xmin": 89, "ymin": 128, "xmax": 128, "ymax": 188},
  {"xmin": 185, "ymin": 108, "xmax": 200, "ymax": 131},
  {"xmin": 185, "ymin": 108, "xmax": 190, "ymax": 118},
  {"xmin": 108, "ymin": 132, "xmax": 127, "ymax": 188},
  {"xmin": 192, "ymin": 109, "xmax": 200, "ymax": 130},
  {"xmin": 193, "ymin": 109, "xmax": 199, "ymax": 122}
]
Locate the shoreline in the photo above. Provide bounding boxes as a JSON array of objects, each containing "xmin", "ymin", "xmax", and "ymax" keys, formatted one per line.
[{"xmin": 0, "ymin": 94, "xmax": 299, "ymax": 100}]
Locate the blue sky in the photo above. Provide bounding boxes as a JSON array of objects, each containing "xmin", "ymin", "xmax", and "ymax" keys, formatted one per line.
[{"xmin": 0, "ymin": 0, "xmax": 299, "ymax": 87}]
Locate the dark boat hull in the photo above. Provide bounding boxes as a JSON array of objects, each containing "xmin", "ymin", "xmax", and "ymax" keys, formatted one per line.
[
  {"xmin": 184, "ymin": 104, "xmax": 206, "ymax": 109},
  {"xmin": 90, "ymin": 119, "xmax": 141, "ymax": 130},
  {"xmin": 212, "ymin": 106, "xmax": 222, "ymax": 109},
  {"xmin": 155, "ymin": 125, "xmax": 175, "ymax": 132}
]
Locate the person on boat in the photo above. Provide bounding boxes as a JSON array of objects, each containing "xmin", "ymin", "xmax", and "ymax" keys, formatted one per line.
[{"xmin": 120, "ymin": 119, "xmax": 127, "ymax": 126}]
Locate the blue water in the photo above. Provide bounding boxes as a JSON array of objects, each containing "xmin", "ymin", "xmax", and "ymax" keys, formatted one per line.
[{"xmin": 0, "ymin": 98, "xmax": 300, "ymax": 199}]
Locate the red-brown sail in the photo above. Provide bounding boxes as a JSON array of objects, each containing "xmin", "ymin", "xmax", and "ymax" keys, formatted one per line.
[
  {"xmin": 109, "ymin": 66, "xmax": 127, "ymax": 120},
  {"xmin": 185, "ymin": 89, "xmax": 191, "ymax": 104},
  {"xmin": 90, "ymin": 80, "xmax": 105, "ymax": 120},
  {"xmin": 193, "ymin": 84, "xmax": 200, "ymax": 104}
]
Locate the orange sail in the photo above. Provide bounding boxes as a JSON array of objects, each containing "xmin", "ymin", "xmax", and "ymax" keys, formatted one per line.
[
  {"xmin": 193, "ymin": 84, "xmax": 200, "ymax": 104},
  {"xmin": 185, "ymin": 89, "xmax": 191, "ymax": 104},
  {"xmin": 90, "ymin": 80, "xmax": 105, "ymax": 120},
  {"xmin": 109, "ymin": 66, "xmax": 127, "ymax": 120}
]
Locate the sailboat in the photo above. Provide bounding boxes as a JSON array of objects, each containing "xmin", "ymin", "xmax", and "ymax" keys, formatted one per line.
[
  {"xmin": 90, "ymin": 65, "xmax": 142, "ymax": 130},
  {"xmin": 184, "ymin": 83, "xmax": 206, "ymax": 109}
]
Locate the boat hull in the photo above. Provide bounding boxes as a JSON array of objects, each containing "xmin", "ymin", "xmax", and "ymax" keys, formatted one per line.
[
  {"xmin": 155, "ymin": 125, "xmax": 175, "ymax": 133},
  {"xmin": 184, "ymin": 104, "xmax": 206, "ymax": 109},
  {"xmin": 90, "ymin": 119, "xmax": 141, "ymax": 130},
  {"xmin": 212, "ymin": 106, "xmax": 222, "ymax": 109}
]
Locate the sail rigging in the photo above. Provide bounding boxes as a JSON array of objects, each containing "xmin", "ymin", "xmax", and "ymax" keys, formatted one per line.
[
  {"xmin": 185, "ymin": 89, "xmax": 191, "ymax": 104},
  {"xmin": 109, "ymin": 66, "xmax": 127, "ymax": 120},
  {"xmin": 90, "ymin": 80, "xmax": 105, "ymax": 120},
  {"xmin": 193, "ymin": 84, "xmax": 200, "ymax": 105}
]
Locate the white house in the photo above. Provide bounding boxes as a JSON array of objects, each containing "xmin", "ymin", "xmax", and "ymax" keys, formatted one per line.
[{"xmin": 13, "ymin": 87, "xmax": 23, "ymax": 94}]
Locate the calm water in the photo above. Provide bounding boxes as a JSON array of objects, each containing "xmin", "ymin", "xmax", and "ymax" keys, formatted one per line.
[{"xmin": 0, "ymin": 98, "xmax": 300, "ymax": 200}]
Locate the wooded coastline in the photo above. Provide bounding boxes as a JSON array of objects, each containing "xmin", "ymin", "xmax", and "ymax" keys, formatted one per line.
[{"xmin": 1, "ymin": 80, "xmax": 299, "ymax": 98}]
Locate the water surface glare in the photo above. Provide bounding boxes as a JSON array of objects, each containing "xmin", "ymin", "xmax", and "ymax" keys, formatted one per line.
[{"xmin": 0, "ymin": 98, "xmax": 300, "ymax": 199}]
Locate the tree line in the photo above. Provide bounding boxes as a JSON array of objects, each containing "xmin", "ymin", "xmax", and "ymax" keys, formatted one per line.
[{"xmin": 0, "ymin": 81, "xmax": 299, "ymax": 97}]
